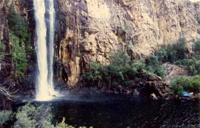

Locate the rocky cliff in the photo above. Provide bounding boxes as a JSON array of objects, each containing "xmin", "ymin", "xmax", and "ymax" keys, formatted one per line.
[
  {"xmin": 55, "ymin": 0, "xmax": 200, "ymax": 86},
  {"xmin": 0, "ymin": 0, "xmax": 33, "ymax": 109},
  {"xmin": 1, "ymin": 0, "xmax": 200, "ymax": 88}
]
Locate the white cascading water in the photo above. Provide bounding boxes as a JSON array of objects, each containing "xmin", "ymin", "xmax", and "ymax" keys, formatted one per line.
[
  {"xmin": 48, "ymin": 0, "xmax": 56, "ymax": 95},
  {"xmin": 33, "ymin": 0, "xmax": 57, "ymax": 101}
]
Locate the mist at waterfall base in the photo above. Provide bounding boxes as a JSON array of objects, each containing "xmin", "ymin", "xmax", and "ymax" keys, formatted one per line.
[{"xmin": 33, "ymin": 0, "xmax": 59, "ymax": 101}]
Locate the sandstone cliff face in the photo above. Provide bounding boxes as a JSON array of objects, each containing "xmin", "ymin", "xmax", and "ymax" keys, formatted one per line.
[
  {"xmin": 0, "ymin": 0, "xmax": 15, "ymax": 88},
  {"xmin": 0, "ymin": 0, "xmax": 32, "ymax": 109},
  {"xmin": 0, "ymin": 0, "xmax": 32, "ymax": 86},
  {"xmin": 55, "ymin": 0, "xmax": 200, "ymax": 86}
]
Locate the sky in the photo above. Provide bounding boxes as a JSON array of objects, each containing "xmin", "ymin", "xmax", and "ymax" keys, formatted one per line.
[{"xmin": 190, "ymin": 0, "xmax": 200, "ymax": 2}]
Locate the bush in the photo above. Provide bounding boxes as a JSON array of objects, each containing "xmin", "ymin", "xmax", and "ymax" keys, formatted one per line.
[
  {"xmin": 7, "ymin": 6, "xmax": 32, "ymax": 80},
  {"xmin": 193, "ymin": 40, "xmax": 200, "ymax": 59},
  {"xmin": 175, "ymin": 38, "xmax": 188, "ymax": 60},
  {"xmin": 169, "ymin": 76, "xmax": 200, "ymax": 95},
  {"xmin": 8, "ymin": 7, "xmax": 29, "ymax": 42},
  {"xmin": 10, "ymin": 33, "xmax": 28, "ymax": 80},
  {"xmin": 14, "ymin": 103, "xmax": 53, "ymax": 128},
  {"xmin": 145, "ymin": 55, "xmax": 166, "ymax": 79},
  {"xmin": 0, "ymin": 103, "xmax": 92, "ymax": 128},
  {"xmin": 175, "ymin": 58, "xmax": 200, "ymax": 76},
  {"xmin": 189, "ymin": 75, "xmax": 200, "ymax": 94},
  {"xmin": 56, "ymin": 118, "xmax": 74, "ymax": 128},
  {"xmin": 156, "ymin": 38, "xmax": 188, "ymax": 63},
  {"xmin": 84, "ymin": 51, "xmax": 166, "ymax": 86},
  {"xmin": 84, "ymin": 62, "xmax": 103, "ymax": 86},
  {"xmin": 169, "ymin": 80, "xmax": 184, "ymax": 96},
  {"xmin": 0, "ymin": 110, "xmax": 13, "ymax": 126},
  {"xmin": 55, "ymin": 118, "xmax": 93, "ymax": 128},
  {"xmin": 186, "ymin": 58, "xmax": 200, "ymax": 75},
  {"xmin": 84, "ymin": 51, "xmax": 133, "ymax": 86}
]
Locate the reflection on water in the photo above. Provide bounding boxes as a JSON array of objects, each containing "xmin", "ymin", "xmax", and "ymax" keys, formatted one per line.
[{"xmin": 18, "ymin": 94, "xmax": 200, "ymax": 128}]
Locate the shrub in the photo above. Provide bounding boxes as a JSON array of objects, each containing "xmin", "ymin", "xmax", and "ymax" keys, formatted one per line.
[
  {"xmin": 14, "ymin": 103, "xmax": 54, "ymax": 128},
  {"xmin": 145, "ymin": 55, "xmax": 166, "ymax": 79},
  {"xmin": 84, "ymin": 62, "xmax": 103, "ymax": 86},
  {"xmin": 130, "ymin": 60, "xmax": 146, "ymax": 75},
  {"xmin": 8, "ymin": 7, "xmax": 29, "ymax": 42},
  {"xmin": 56, "ymin": 118, "xmax": 74, "ymax": 128},
  {"xmin": 156, "ymin": 38, "xmax": 188, "ymax": 63},
  {"xmin": 186, "ymin": 58, "xmax": 200, "ymax": 75},
  {"xmin": 84, "ymin": 51, "xmax": 137, "ymax": 86},
  {"xmin": 175, "ymin": 38, "xmax": 188, "ymax": 60},
  {"xmin": 169, "ymin": 76, "xmax": 200, "ymax": 95},
  {"xmin": 10, "ymin": 33, "xmax": 28, "ymax": 80},
  {"xmin": 0, "ymin": 103, "xmax": 93, "ymax": 128},
  {"xmin": 7, "ymin": 6, "xmax": 32, "ymax": 80},
  {"xmin": 0, "ymin": 110, "xmax": 13, "ymax": 126},
  {"xmin": 84, "ymin": 51, "xmax": 166, "ymax": 86},
  {"xmin": 169, "ymin": 81, "xmax": 184, "ymax": 96},
  {"xmin": 189, "ymin": 75, "xmax": 200, "ymax": 94},
  {"xmin": 193, "ymin": 40, "xmax": 200, "ymax": 59}
]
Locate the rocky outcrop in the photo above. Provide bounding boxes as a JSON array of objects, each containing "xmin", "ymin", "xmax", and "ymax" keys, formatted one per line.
[
  {"xmin": 163, "ymin": 63, "xmax": 188, "ymax": 84},
  {"xmin": 55, "ymin": 0, "xmax": 200, "ymax": 86},
  {"xmin": 93, "ymin": 71, "xmax": 168, "ymax": 97},
  {"xmin": 133, "ymin": 72, "xmax": 168, "ymax": 97}
]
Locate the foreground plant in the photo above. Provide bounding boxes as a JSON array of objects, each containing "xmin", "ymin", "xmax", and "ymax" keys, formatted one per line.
[{"xmin": 0, "ymin": 103, "xmax": 93, "ymax": 128}]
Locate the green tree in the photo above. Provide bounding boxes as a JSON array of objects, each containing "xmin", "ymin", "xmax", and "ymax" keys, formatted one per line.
[
  {"xmin": 156, "ymin": 38, "xmax": 188, "ymax": 63},
  {"xmin": 84, "ymin": 51, "xmax": 166, "ymax": 87},
  {"xmin": 10, "ymin": 33, "xmax": 28, "ymax": 80},
  {"xmin": 193, "ymin": 40, "xmax": 200, "ymax": 59},
  {"xmin": 14, "ymin": 103, "xmax": 53, "ymax": 128},
  {"xmin": 145, "ymin": 55, "xmax": 166, "ymax": 79}
]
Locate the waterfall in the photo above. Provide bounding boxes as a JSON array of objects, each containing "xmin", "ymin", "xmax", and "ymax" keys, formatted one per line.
[
  {"xmin": 33, "ymin": 0, "xmax": 57, "ymax": 101},
  {"xmin": 48, "ymin": 0, "xmax": 56, "ymax": 94}
]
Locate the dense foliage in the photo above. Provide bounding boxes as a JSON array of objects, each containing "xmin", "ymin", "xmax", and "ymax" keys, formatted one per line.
[
  {"xmin": 0, "ymin": 103, "xmax": 92, "ymax": 128},
  {"xmin": 169, "ymin": 76, "xmax": 200, "ymax": 95},
  {"xmin": 84, "ymin": 51, "xmax": 165, "ymax": 87},
  {"xmin": 7, "ymin": 6, "xmax": 32, "ymax": 80},
  {"xmin": 156, "ymin": 38, "xmax": 188, "ymax": 63},
  {"xmin": 84, "ymin": 37, "xmax": 200, "ymax": 97},
  {"xmin": 10, "ymin": 33, "xmax": 28, "ymax": 80},
  {"xmin": 145, "ymin": 55, "xmax": 166, "ymax": 79},
  {"xmin": 14, "ymin": 103, "xmax": 53, "ymax": 128},
  {"xmin": 156, "ymin": 38, "xmax": 200, "ymax": 95},
  {"xmin": 193, "ymin": 40, "xmax": 200, "ymax": 59},
  {"xmin": 0, "ymin": 110, "xmax": 13, "ymax": 126},
  {"xmin": 8, "ymin": 7, "xmax": 29, "ymax": 43}
]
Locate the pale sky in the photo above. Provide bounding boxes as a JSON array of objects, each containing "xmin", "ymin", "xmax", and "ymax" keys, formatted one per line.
[{"xmin": 190, "ymin": 0, "xmax": 200, "ymax": 2}]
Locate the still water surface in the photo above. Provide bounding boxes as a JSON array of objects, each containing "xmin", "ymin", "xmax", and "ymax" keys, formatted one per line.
[
  {"xmin": 36, "ymin": 94, "xmax": 199, "ymax": 128},
  {"xmin": 17, "ymin": 94, "xmax": 199, "ymax": 128}
]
